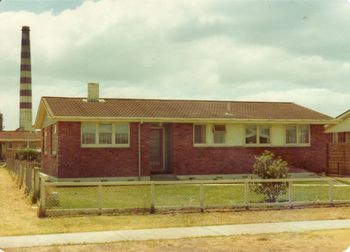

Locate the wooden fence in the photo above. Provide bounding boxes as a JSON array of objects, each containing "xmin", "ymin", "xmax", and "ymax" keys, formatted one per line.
[
  {"xmin": 328, "ymin": 143, "xmax": 350, "ymax": 176},
  {"xmin": 6, "ymin": 158, "xmax": 41, "ymax": 203},
  {"xmin": 38, "ymin": 177, "xmax": 350, "ymax": 217}
]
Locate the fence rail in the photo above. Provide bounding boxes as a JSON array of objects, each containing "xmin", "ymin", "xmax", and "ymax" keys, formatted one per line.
[{"xmin": 39, "ymin": 177, "xmax": 350, "ymax": 217}]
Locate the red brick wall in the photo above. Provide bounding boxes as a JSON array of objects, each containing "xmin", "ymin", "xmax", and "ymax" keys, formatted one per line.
[
  {"xmin": 41, "ymin": 125, "xmax": 58, "ymax": 177},
  {"xmin": 338, "ymin": 132, "xmax": 346, "ymax": 143},
  {"xmin": 42, "ymin": 122, "xmax": 330, "ymax": 178},
  {"xmin": 171, "ymin": 124, "xmax": 331, "ymax": 174},
  {"xmin": 51, "ymin": 122, "xmax": 150, "ymax": 178}
]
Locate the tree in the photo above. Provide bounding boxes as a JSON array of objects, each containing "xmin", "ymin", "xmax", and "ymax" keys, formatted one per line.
[{"xmin": 251, "ymin": 150, "xmax": 289, "ymax": 202}]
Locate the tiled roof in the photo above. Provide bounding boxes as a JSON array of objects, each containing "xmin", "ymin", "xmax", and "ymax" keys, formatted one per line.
[
  {"xmin": 0, "ymin": 131, "xmax": 41, "ymax": 141},
  {"xmin": 42, "ymin": 97, "xmax": 332, "ymax": 121}
]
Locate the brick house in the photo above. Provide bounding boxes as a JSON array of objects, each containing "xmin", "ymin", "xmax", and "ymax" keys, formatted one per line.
[
  {"xmin": 0, "ymin": 131, "xmax": 41, "ymax": 160},
  {"xmin": 325, "ymin": 110, "xmax": 350, "ymax": 175},
  {"xmin": 35, "ymin": 83, "xmax": 333, "ymax": 180}
]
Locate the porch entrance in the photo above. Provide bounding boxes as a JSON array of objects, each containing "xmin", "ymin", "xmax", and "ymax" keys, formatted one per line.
[{"xmin": 149, "ymin": 124, "xmax": 172, "ymax": 174}]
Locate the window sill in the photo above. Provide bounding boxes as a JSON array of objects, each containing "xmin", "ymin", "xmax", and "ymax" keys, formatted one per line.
[
  {"xmin": 81, "ymin": 144, "xmax": 130, "ymax": 148},
  {"xmin": 284, "ymin": 144, "xmax": 311, "ymax": 147},
  {"xmin": 244, "ymin": 144, "xmax": 273, "ymax": 147}
]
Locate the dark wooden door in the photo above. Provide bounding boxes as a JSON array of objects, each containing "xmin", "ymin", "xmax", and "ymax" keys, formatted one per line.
[{"xmin": 150, "ymin": 128, "xmax": 164, "ymax": 173}]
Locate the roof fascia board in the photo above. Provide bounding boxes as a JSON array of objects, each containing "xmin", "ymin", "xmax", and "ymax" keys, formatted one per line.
[{"xmin": 48, "ymin": 116, "xmax": 335, "ymax": 125}]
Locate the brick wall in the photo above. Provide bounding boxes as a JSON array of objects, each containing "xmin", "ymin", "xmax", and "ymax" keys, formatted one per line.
[
  {"xmin": 171, "ymin": 124, "xmax": 330, "ymax": 174},
  {"xmin": 41, "ymin": 125, "xmax": 58, "ymax": 177},
  {"xmin": 42, "ymin": 122, "xmax": 330, "ymax": 178},
  {"xmin": 49, "ymin": 122, "xmax": 151, "ymax": 178}
]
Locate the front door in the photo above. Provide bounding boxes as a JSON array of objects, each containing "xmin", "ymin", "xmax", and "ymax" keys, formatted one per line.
[{"xmin": 150, "ymin": 128, "xmax": 164, "ymax": 173}]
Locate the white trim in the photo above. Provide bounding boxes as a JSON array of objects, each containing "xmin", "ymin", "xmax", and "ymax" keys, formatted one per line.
[
  {"xmin": 193, "ymin": 124, "xmax": 207, "ymax": 144},
  {"xmin": 81, "ymin": 122, "xmax": 130, "ymax": 148},
  {"xmin": 244, "ymin": 125, "xmax": 271, "ymax": 146},
  {"xmin": 48, "ymin": 116, "xmax": 334, "ymax": 124},
  {"xmin": 285, "ymin": 124, "xmax": 311, "ymax": 146}
]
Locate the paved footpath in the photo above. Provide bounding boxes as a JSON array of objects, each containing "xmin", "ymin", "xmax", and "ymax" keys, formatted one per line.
[{"xmin": 1, "ymin": 219, "xmax": 350, "ymax": 249}]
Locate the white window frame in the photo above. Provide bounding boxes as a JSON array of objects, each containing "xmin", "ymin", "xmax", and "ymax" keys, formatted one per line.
[
  {"xmin": 285, "ymin": 124, "xmax": 311, "ymax": 146},
  {"xmin": 332, "ymin": 133, "xmax": 338, "ymax": 144},
  {"xmin": 213, "ymin": 125, "xmax": 226, "ymax": 144},
  {"xmin": 81, "ymin": 122, "xmax": 130, "ymax": 148},
  {"xmin": 244, "ymin": 125, "xmax": 271, "ymax": 146},
  {"xmin": 51, "ymin": 124, "xmax": 58, "ymax": 155},
  {"xmin": 193, "ymin": 124, "xmax": 207, "ymax": 145}
]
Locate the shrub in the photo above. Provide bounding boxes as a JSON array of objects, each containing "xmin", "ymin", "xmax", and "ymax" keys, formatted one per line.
[
  {"xmin": 251, "ymin": 150, "xmax": 289, "ymax": 202},
  {"xmin": 15, "ymin": 148, "xmax": 41, "ymax": 162}
]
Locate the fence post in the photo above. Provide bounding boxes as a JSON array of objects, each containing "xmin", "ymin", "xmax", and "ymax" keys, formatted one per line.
[
  {"xmin": 199, "ymin": 183, "xmax": 204, "ymax": 212},
  {"xmin": 38, "ymin": 177, "xmax": 47, "ymax": 217},
  {"xmin": 18, "ymin": 163, "xmax": 23, "ymax": 188},
  {"xmin": 244, "ymin": 181, "xmax": 249, "ymax": 209},
  {"xmin": 33, "ymin": 167, "xmax": 41, "ymax": 203},
  {"xmin": 288, "ymin": 181, "xmax": 293, "ymax": 208},
  {"xmin": 97, "ymin": 183, "xmax": 103, "ymax": 215},
  {"xmin": 150, "ymin": 182, "xmax": 155, "ymax": 213},
  {"xmin": 328, "ymin": 179, "xmax": 334, "ymax": 206}
]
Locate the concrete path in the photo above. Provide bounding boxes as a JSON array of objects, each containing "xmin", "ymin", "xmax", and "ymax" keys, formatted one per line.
[{"xmin": 1, "ymin": 219, "xmax": 350, "ymax": 249}]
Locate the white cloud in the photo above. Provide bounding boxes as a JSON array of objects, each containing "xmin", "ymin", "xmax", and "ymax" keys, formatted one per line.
[{"xmin": 0, "ymin": 0, "xmax": 350, "ymax": 129}]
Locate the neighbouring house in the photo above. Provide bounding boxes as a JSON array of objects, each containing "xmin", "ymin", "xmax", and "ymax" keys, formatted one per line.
[
  {"xmin": 325, "ymin": 110, "xmax": 350, "ymax": 176},
  {"xmin": 34, "ymin": 83, "xmax": 334, "ymax": 180},
  {"xmin": 0, "ymin": 131, "xmax": 42, "ymax": 160}
]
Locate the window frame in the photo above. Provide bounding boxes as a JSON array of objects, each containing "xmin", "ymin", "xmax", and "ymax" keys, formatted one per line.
[
  {"xmin": 44, "ymin": 128, "xmax": 49, "ymax": 155},
  {"xmin": 81, "ymin": 122, "xmax": 130, "ymax": 148},
  {"xmin": 285, "ymin": 124, "xmax": 311, "ymax": 146},
  {"xmin": 245, "ymin": 125, "xmax": 271, "ymax": 146},
  {"xmin": 193, "ymin": 124, "xmax": 207, "ymax": 145},
  {"xmin": 51, "ymin": 124, "xmax": 58, "ymax": 155},
  {"xmin": 213, "ymin": 125, "xmax": 226, "ymax": 144}
]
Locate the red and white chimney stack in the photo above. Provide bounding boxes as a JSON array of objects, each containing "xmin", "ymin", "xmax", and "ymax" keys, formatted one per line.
[{"xmin": 19, "ymin": 26, "xmax": 33, "ymax": 131}]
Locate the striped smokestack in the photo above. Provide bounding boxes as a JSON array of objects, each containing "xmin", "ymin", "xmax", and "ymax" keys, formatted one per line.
[{"xmin": 19, "ymin": 26, "xmax": 33, "ymax": 131}]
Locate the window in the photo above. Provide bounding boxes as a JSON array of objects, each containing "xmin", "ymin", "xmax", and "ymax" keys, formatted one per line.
[
  {"xmin": 82, "ymin": 123, "xmax": 96, "ymax": 144},
  {"xmin": 44, "ymin": 128, "xmax": 49, "ymax": 154},
  {"xmin": 81, "ymin": 122, "xmax": 130, "ymax": 147},
  {"xmin": 194, "ymin": 125, "xmax": 206, "ymax": 144},
  {"xmin": 332, "ymin": 133, "xmax": 338, "ymax": 144},
  {"xmin": 259, "ymin": 125, "xmax": 270, "ymax": 144},
  {"xmin": 99, "ymin": 124, "xmax": 112, "ymax": 144},
  {"xmin": 245, "ymin": 125, "xmax": 257, "ymax": 144},
  {"xmin": 115, "ymin": 124, "xmax": 129, "ymax": 144},
  {"xmin": 213, "ymin": 125, "xmax": 226, "ymax": 144},
  {"xmin": 298, "ymin": 125, "xmax": 309, "ymax": 144},
  {"xmin": 285, "ymin": 125, "xmax": 310, "ymax": 144},
  {"xmin": 286, "ymin": 126, "xmax": 297, "ymax": 144},
  {"xmin": 245, "ymin": 125, "xmax": 270, "ymax": 144},
  {"xmin": 51, "ymin": 125, "xmax": 58, "ymax": 155}
]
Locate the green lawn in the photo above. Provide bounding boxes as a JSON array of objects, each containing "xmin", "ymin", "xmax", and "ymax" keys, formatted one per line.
[{"xmin": 46, "ymin": 181, "xmax": 350, "ymax": 211}]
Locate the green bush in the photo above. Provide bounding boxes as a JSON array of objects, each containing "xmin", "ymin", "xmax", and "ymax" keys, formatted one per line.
[
  {"xmin": 15, "ymin": 148, "xmax": 41, "ymax": 162},
  {"xmin": 251, "ymin": 150, "xmax": 289, "ymax": 202}
]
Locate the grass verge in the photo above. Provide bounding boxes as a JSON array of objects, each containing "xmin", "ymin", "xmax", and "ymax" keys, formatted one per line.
[{"xmin": 1, "ymin": 166, "xmax": 350, "ymax": 237}]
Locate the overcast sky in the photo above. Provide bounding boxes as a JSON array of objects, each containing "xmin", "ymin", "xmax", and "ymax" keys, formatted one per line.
[{"xmin": 1, "ymin": 0, "xmax": 350, "ymax": 130}]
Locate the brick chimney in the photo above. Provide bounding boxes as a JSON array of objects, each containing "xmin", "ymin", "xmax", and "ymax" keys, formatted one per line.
[
  {"xmin": 19, "ymin": 26, "xmax": 33, "ymax": 131},
  {"xmin": 88, "ymin": 83, "xmax": 99, "ymax": 102}
]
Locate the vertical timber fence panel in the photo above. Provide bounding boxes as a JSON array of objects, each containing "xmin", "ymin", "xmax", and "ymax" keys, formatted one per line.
[{"xmin": 4, "ymin": 156, "xmax": 42, "ymax": 203}]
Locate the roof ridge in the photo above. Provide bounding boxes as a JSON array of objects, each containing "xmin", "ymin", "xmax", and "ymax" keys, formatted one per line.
[{"xmin": 42, "ymin": 96, "xmax": 294, "ymax": 104}]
